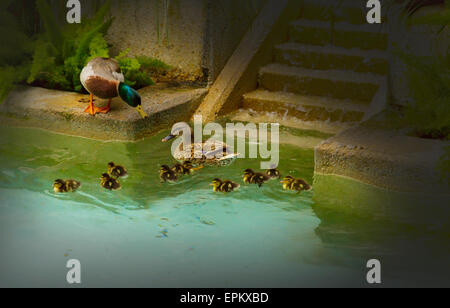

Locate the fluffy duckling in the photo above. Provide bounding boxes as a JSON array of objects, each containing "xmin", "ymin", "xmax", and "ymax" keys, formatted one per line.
[
  {"xmin": 107, "ymin": 162, "xmax": 128, "ymax": 179},
  {"xmin": 281, "ymin": 176, "xmax": 312, "ymax": 192},
  {"xmin": 160, "ymin": 165, "xmax": 178, "ymax": 183},
  {"xmin": 53, "ymin": 179, "xmax": 81, "ymax": 193},
  {"xmin": 172, "ymin": 161, "xmax": 203, "ymax": 175},
  {"xmin": 210, "ymin": 178, "xmax": 240, "ymax": 193},
  {"xmin": 243, "ymin": 169, "xmax": 270, "ymax": 187},
  {"xmin": 266, "ymin": 168, "xmax": 281, "ymax": 179},
  {"xmin": 100, "ymin": 173, "xmax": 121, "ymax": 191}
]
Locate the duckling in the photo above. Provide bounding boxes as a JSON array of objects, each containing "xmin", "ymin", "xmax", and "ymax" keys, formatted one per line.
[
  {"xmin": 243, "ymin": 169, "xmax": 270, "ymax": 187},
  {"xmin": 172, "ymin": 161, "xmax": 203, "ymax": 175},
  {"xmin": 210, "ymin": 178, "xmax": 240, "ymax": 193},
  {"xmin": 107, "ymin": 162, "xmax": 128, "ymax": 179},
  {"xmin": 281, "ymin": 176, "xmax": 312, "ymax": 192},
  {"xmin": 53, "ymin": 179, "xmax": 81, "ymax": 193},
  {"xmin": 243, "ymin": 169, "xmax": 254, "ymax": 184},
  {"xmin": 100, "ymin": 173, "xmax": 121, "ymax": 191},
  {"xmin": 266, "ymin": 168, "xmax": 281, "ymax": 179},
  {"xmin": 160, "ymin": 165, "xmax": 178, "ymax": 183}
]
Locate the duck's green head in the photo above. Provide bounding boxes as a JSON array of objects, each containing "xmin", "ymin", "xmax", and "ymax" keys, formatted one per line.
[{"xmin": 118, "ymin": 83, "xmax": 148, "ymax": 119}]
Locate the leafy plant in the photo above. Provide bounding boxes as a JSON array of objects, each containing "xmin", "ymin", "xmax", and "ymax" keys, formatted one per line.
[
  {"xmin": 115, "ymin": 49, "xmax": 153, "ymax": 88},
  {"xmin": 27, "ymin": 0, "xmax": 114, "ymax": 92},
  {"xmin": 0, "ymin": 0, "xmax": 171, "ymax": 102},
  {"xmin": 27, "ymin": 0, "xmax": 166, "ymax": 92}
]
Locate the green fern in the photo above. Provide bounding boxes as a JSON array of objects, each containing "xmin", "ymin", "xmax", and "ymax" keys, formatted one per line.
[
  {"xmin": 2, "ymin": 0, "xmax": 164, "ymax": 99},
  {"xmin": 115, "ymin": 49, "xmax": 147, "ymax": 87}
]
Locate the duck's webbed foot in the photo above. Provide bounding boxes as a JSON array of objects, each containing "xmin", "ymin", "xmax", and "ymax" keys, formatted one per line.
[{"xmin": 84, "ymin": 96, "xmax": 111, "ymax": 115}]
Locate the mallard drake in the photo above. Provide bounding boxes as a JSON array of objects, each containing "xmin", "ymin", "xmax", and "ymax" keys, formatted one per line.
[
  {"xmin": 243, "ymin": 169, "xmax": 270, "ymax": 187},
  {"xmin": 281, "ymin": 176, "xmax": 312, "ymax": 192},
  {"xmin": 53, "ymin": 179, "xmax": 81, "ymax": 193},
  {"xmin": 172, "ymin": 161, "xmax": 203, "ymax": 175},
  {"xmin": 210, "ymin": 178, "xmax": 240, "ymax": 193},
  {"xmin": 160, "ymin": 165, "xmax": 178, "ymax": 183},
  {"xmin": 80, "ymin": 57, "xmax": 148, "ymax": 119},
  {"xmin": 100, "ymin": 173, "xmax": 121, "ymax": 191},
  {"xmin": 107, "ymin": 162, "xmax": 128, "ymax": 179},
  {"xmin": 266, "ymin": 168, "xmax": 281, "ymax": 179},
  {"xmin": 161, "ymin": 122, "xmax": 239, "ymax": 167}
]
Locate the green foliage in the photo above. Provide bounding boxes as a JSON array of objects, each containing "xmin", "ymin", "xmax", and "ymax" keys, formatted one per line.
[
  {"xmin": 29, "ymin": 0, "xmax": 114, "ymax": 92},
  {"xmin": 395, "ymin": 49, "xmax": 450, "ymax": 139},
  {"xmin": 114, "ymin": 50, "xmax": 173, "ymax": 88},
  {"xmin": 1, "ymin": 0, "xmax": 167, "ymax": 101},
  {"xmin": 136, "ymin": 55, "xmax": 171, "ymax": 73}
]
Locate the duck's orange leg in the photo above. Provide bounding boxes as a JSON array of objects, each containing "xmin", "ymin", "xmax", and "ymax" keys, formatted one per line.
[
  {"xmin": 84, "ymin": 95, "xmax": 111, "ymax": 115},
  {"xmin": 96, "ymin": 99, "xmax": 111, "ymax": 114}
]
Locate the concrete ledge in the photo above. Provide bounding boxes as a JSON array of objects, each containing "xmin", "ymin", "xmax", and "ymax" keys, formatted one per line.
[
  {"xmin": 313, "ymin": 115, "xmax": 450, "ymax": 225},
  {"xmin": 315, "ymin": 125, "xmax": 449, "ymax": 193},
  {"xmin": 0, "ymin": 84, "xmax": 208, "ymax": 141}
]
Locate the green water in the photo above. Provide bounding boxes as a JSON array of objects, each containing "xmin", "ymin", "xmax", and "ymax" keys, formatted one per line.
[{"xmin": 0, "ymin": 126, "xmax": 448, "ymax": 287}]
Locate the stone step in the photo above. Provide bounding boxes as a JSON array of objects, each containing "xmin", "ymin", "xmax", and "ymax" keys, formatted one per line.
[
  {"xmin": 275, "ymin": 43, "xmax": 388, "ymax": 75},
  {"xmin": 242, "ymin": 89, "xmax": 368, "ymax": 123},
  {"xmin": 289, "ymin": 19, "xmax": 388, "ymax": 50},
  {"xmin": 259, "ymin": 64, "xmax": 383, "ymax": 102},
  {"xmin": 301, "ymin": 0, "xmax": 375, "ymax": 24}
]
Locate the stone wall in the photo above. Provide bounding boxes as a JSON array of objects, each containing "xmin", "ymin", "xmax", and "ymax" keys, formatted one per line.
[
  {"xmin": 387, "ymin": 4, "xmax": 450, "ymax": 106},
  {"xmin": 104, "ymin": 0, "xmax": 266, "ymax": 84}
]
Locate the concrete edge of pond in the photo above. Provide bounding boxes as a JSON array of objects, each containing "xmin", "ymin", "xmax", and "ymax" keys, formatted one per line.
[
  {"xmin": 313, "ymin": 116, "xmax": 450, "ymax": 225},
  {"xmin": 0, "ymin": 84, "xmax": 208, "ymax": 141}
]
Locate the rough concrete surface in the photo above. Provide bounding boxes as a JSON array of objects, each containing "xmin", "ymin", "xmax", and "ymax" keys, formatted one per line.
[
  {"xmin": 0, "ymin": 84, "xmax": 207, "ymax": 141},
  {"xmin": 105, "ymin": 0, "xmax": 265, "ymax": 83},
  {"xmin": 315, "ymin": 124, "xmax": 450, "ymax": 194},
  {"xmin": 313, "ymin": 114, "xmax": 450, "ymax": 225}
]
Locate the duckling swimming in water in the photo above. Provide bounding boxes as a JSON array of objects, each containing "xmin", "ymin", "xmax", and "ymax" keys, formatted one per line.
[
  {"xmin": 100, "ymin": 173, "xmax": 121, "ymax": 191},
  {"xmin": 172, "ymin": 161, "xmax": 203, "ymax": 175},
  {"xmin": 107, "ymin": 162, "xmax": 128, "ymax": 179},
  {"xmin": 210, "ymin": 178, "xmax": 240, "ymax": 193},
  {"xmin": 281, "ymin": 176, "xmax": 312, "ymax": 192},
  {"xmin": 243, "ymin": 169, "xmax": 270, "ymax": 187},
  {"xmin": 160, "ymin": 165, "xmax": 178, "ymax": 183},
  {"xmin": 266, "ymin": 168, "xmax": 281, "ymax": 179},
  {"xmin": 53, "ymin": 179, "xmax": 81, "ymax": 193}
]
